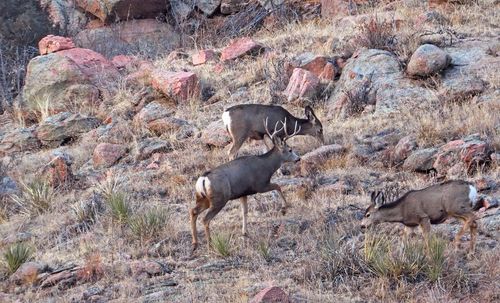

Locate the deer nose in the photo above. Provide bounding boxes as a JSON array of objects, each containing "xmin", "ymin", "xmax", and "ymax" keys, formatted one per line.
[{"xmin": 295, "ymin": 158, "xmax": 300, "ymax": 163}]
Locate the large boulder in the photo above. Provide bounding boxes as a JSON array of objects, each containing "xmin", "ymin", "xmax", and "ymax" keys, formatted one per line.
[
  {"xmin": 36, "ymin": 112, "xmax": 101, "ymax": 147},
  {"xmin": 75, "ymin": 19, "xmax": 180, "ymax": 57},
  {"xmin": 75, "ymin": 0, "xmax": 168, "ymax": 23},
  {"xmin": 328, "ymin": 49, "xmax": 438, "ymax": 117},
  {"xmin": 23, "ymin": 48, "xmax": 119, "ymax": 114},
  {"xmin": 41, "ymin": 153, "xmax": 74, "ymax": 187},
  {"xmin": 407, "ymin": 44, "xmax": 451, "ymax": 77},
  {"xmin": 135, "ymin": 138, "xmax": 172, "ymax": 161},
  {"xmin": 300, "ymin": 144, "xmax": 345, "ymax": 175}
]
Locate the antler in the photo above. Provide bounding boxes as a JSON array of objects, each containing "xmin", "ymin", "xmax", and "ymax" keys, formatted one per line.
[
  {"xmin": 264, "ymin": 117, "xmax": 285, "ymax": 140},
  {"xmin": 282, "ymin": 117, "xmax": 301, "ymax": 142}
]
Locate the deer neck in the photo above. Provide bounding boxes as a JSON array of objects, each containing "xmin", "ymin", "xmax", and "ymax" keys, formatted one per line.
[
  {"xmin": 377, "ymin": 204, "xmax": 404, "ymax": 223},
  {"xmin": 262, "ymin": 148, "xmax": 285, "ymax": 172}
]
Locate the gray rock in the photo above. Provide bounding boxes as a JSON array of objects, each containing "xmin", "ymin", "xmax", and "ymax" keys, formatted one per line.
[
  {"xmin": 407, "ymin": 44, "xmax": 451, "ymax": 77},
  {"xmin": 136, "ymin": 138, "xmax": 172, "ymax": 161},
  {"xmin": 403, "ymin": 148, "xmax": 438, "ymax": 172},
  {"xmin": 36, "ymin": 112, "xmax": 101, "ymax": 147},
  {"xmin": 200, "ymin": 119, "xmax": 231, "ymax": 147},
  {"xmin": 0, "ymin": 126, "xmax": 41, "ymax": 156}
]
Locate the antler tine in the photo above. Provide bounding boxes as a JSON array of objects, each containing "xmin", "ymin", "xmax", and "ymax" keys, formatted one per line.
[
  {"xmin": 283, "ymin": 119, "xmax": 301, "ymax": 142},
  {"xmin": 264, "ymin": 117, "xmax": 285, "ymax": 139}
]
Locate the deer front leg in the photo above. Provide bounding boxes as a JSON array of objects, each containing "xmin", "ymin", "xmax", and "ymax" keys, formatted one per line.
[
  {"xmin": 240, "ymin": 196, "xmax": 248, "ymax": 236},
  {"xmin": 262, "ymin": 183, "xmax": 288, "ymax": 215},
  {"xmin": 419, "ymin": 217, "xmax": 431, "ymax": 254}
]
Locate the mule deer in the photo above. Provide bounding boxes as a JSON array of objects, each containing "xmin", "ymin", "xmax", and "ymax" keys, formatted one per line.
[
  {"xmin": 361, "ymin": 180, "xmax": 484, "ymax": 253},
  {"xmin": 222, "ymin": 104, "xmax": 323, "ymax": 159},
  {"xmin": 190, "ymin": 119, "xmax": 301, "ymax": 251}
]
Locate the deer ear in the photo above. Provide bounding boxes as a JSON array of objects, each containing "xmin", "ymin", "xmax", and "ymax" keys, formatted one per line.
[
  {"xmin": 370, "ymin": 191, "xmax": 377, "ymax": 203},
  {"xmin": 374, "ymin": 192, "xmax": 385, "ymax": 209}
]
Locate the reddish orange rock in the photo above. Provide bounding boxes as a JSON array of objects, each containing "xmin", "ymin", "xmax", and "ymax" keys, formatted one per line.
[
  {"xmin": 93, "ymin": 143, "xmax": 127, "ymax": 168},
  {"xmin": 283, "ymin": 68, "xmax": 319, "ymax": 101},
  {"xmin": 250, "ymin": 286, "xmax": 291, "ymax": 303},
  {"xmin": 192, "ymin": 50, "xmax": 217, "ymax": 65},
  {"xmin": 38, "ymin": 35, "xmax": 75, "ymax": 55},
  {"xmin": 221, "ymin": 37, "xmax": 264, "ymax": 61},
  {"xmin": 151, "ymin": 70, "xmax": 200, "ymax": 101}
]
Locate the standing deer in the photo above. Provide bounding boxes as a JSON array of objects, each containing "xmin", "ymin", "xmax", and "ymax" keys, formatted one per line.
[
  {"xmin": 190, "ymin": 119, "xmax": 301, "ymax": 251},
  {"xmin": 222, "ymin": 104, "xmax": 324, "ymax": 159},
  {"xmin": 360, "ymin": 180, "xmax": 484, "ymax": 253}
]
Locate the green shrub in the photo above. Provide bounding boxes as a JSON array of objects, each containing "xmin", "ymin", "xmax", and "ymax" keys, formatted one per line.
[
  {"xmin": 4, "ymin": 242, "xmax": 33, "ymax": 274},
  {"xmin": 106, "ymin": 192, "xmax": 130, "ymax": 224},
  {"xmin": 211, "ymin": 233, "xmax": 233, "ymax": 258},
  {"xmin": 128, "ymin": 209, "xmax": 167, "ymax": 242}
]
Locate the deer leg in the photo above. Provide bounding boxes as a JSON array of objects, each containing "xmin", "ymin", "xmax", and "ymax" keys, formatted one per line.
[
  {"xmin": 190, "ymin": 197, "xmax": 209, "ymax": 252},
  {"xmin": 469, "ymin": 219, "xmax": 478, "ymax": 254},
  {"xmin": 202, "ymin": 204, "xmax": 225, "ymax": 250},
  {"xmin": 419, "ymin": 217, "xmax": 431, "ymax": 253},
  {"xmin": 453, "ymin": 216, "xmax": 468, "ymax": 251},
  {"xmin": 228, "ymin": 135, "xmax": 246, "ymax": 160},
  {"xmin": 262, "ymin": 183, "xmax": 288, "ymax": 215},
  {"xmin": 240, "ymin": 196, "xmax": 249, "ymax": 236}
]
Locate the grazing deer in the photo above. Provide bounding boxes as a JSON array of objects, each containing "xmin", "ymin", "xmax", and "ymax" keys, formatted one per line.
[
  {"xmin": 361, "ymin": 180, "xmax": 484, "ymax": 253},
  {"xmin": 190, "ymin": 119, "xmax": 301, "ymax": 252},
  {"xmin": 222, "ymin": 104, "xmax": 324, "ymax": 159}
]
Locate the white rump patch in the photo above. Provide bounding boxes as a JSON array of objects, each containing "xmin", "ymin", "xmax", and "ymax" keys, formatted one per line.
[
  {"xmin": 222, "ymin": 111, "xmax": 231, "ymax": 132},
  {"xmin": 196, "ymin": 176, "xmax": 210, "ymax": 197},
  {"xmin": 468, "ymin": 185, "xmax": 478, "ymax": 207}
]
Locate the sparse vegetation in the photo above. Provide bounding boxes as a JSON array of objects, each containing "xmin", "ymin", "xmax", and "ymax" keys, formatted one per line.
[
  {"xmin": 211, "ymin": 233, "xmax": 233, "ymax": 258},
  {"xmin": 3, "ymin": 242, "xmax": 33, "ymax": 274},
  {"xmin": 128, "ymin": 208, "xmax": 168, "ymax": 242},
  {"xmin": 11, "ymin": 180, "xmax": 55, "ymax": 217},
  {"xmin": 105, "ymin": 192, "xmax": 130, "ymax": 224}
]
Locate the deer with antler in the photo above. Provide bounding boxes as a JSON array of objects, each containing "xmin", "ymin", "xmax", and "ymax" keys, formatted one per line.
[{"xmin": 190, "ymin": 118, "xmax": 302, "ymax": 252}]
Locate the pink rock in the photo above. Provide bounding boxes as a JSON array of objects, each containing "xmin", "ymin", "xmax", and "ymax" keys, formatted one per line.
[
  {"xmin": 10, "ymin": 262, "xmax": 43, "ymax": 285},
  {"xmin": 250, "ymin": 286, "xmax": 291, "ymax": 303},
  {"xmin": 292, "ymin": 53, "xmax": 329, "ymax": 78},
  {"xmin": 192, "ymin": 50, "xmax": 217, "ymax": 65},
  {"xmin": 52, "ymin": 48, "xmax": 118, "ymax": 79},
  {"xmin": 221, "ymin": 37, "xmax": 264, "ymax": 61},
  {"xmin": 283, "ymin": 68, "xmax": 319, "ymax": 101},
  {"xmin": 38, "ymin": 35, "xmax": 75, "ymax": 55},
  {"xmin": 460, "ymin": 141, "xmax": 488, "ymax": 165},
  {"xmin": 319, "ymin": 62, "xmax": 336, "ymax": 81},
  {"xmin": 151, "ymin": 70, "xmax": 200, "ymax": 102},
  {"xmin": 129, "ymin": 260, "xmax": 169, "ymax": 277},
  {"xmin": 111, "ymin": 55, "xmax": 136, "ymax": 69},
  {"xmin": 42, "ymin": 155, "xmax": 73, "ymax": 187},
  {"xmin": 93, "ymin": 143, "xmax": 127, "ymax": 168}
]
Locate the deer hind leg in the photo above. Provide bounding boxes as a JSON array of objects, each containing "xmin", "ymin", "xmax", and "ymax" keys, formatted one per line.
[
  {"xmin": 190, "ymin": 195, "xmax": 209, "ymax": 252},
  {"xmin": 453, "ymin": 215, "xmax": 470, "ymax": 251},
  {"xmin": 202, "ymin": 203, "xmax": 225, "ymax": 250},
  {"xmin": 240, "ymin": 196, "xmax": 249, "ymax": 236},
  {"xmin": 228, "ymin": 134, "xmax": 247, "ymax": 160}
]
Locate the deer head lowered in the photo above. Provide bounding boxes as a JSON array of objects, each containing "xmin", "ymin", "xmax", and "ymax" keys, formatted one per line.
[
  {"xmin": 190, "ymin": 118, "xmax": 301, "ymax": 252},
  {"xmin": 222, "ymin": 104, "xmax": 323, "ymax": 159},
  {"xmin": 360, "ymin": 180, "xmax": 485, "ymax": 253}
]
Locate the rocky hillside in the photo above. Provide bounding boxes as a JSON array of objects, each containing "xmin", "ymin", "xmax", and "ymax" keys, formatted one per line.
[{"xmin": 0, "ymin": 0, "xmax": 499, "ymax": 302}]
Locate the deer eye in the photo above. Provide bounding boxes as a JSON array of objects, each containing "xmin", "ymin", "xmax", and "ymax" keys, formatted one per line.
[{"xmin": 365, "ymin": 213, "xmax": 371, "ymax": 218}]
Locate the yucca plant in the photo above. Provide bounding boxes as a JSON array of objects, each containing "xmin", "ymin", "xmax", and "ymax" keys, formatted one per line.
[
  {"xmin": 211, "ymin": 233, "xmax": 233, "ymax": 258},
  {"xmin": 4, "ymin": 242, "xmax": 33, "ymax": 274},
  {"xmin": 11, "ymin": 180, "xmax": 54, "ymax": 216},
  {"xmin": 425, "ymin": 235, "xmax": 447, "ymax": 282},
  {"xmin": 128, "ymin": 209, "xmax": 167, "ymax": 242},
  {"xmin": 106, "ymin": 192, "xmax": 130, "ymax": 224}
]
